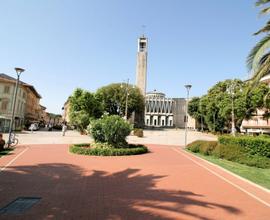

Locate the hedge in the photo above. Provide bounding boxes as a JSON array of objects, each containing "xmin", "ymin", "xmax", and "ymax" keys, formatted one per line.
[
  {"xmin": 219, "ymin": 136, "xmax": 270, "ymax": 158},
  {"xmin": 70, "ymin": 143, "xmax": 148, "ymax": 156},
  {"xmin": 187, "ymin": 139, "xmax": 270, "ymax": 168}
]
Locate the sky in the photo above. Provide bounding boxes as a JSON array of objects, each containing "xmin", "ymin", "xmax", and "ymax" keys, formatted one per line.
[{"xmin": 0, "ymin": 0, "xmax": 268, "ymax": 113}]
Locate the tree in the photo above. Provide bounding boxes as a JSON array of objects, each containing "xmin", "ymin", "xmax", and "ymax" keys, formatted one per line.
[
  {"xmin": 69, "ymin": 88, "xmax": 103, "ymax": 132},
  {"xmin": 95, "ymin": 83, "xmax": 145, "ymax": 120},
  {"xmin": 189, "ymin": 79, "xmax": 270, "ymax": 133},
  {"xmin": 247, "ymin": 0, "xmax": 270, "ymax": 84},
  {"xmin": 188, "ymin": 97, "xmax": 205, "ymax": 130}
]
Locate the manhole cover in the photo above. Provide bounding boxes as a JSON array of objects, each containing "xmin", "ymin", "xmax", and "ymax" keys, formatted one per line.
[{"xmin": 0, "ymin": 197, "xmax": 41, "ymax": 214}]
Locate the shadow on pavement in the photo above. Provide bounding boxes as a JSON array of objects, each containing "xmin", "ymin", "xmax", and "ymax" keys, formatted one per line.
[{"xmin": 0, "ymin": 164, "xmax": 241, "ymax": 220}]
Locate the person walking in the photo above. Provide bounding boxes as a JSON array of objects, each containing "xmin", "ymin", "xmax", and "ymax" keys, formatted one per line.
[{"xmin": 62, "ymin": 122, "xmax": 67, "ymax": 136}]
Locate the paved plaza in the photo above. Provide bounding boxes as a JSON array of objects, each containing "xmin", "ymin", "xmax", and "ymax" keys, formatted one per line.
[
  {"xmin": 0, "ymin": 130, "xmax": 269, "ymax": 219},
  {"xmin": 2, "ymin": 129, "xmax": 217, "ymax": 146}
]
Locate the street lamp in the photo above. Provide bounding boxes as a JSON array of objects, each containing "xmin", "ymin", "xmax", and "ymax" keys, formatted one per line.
[
  {"xmin": 7, "ymin": 67, "xmax": 25, "ymax": 147},
  {"xmin": 199, "ymin": 99, "xmax": 204, "ymax": 132},
  {"xmin": 184, "ymin": 84, "xmax": 192, "ymax": 147},
  {"xmin": 121, "ymin": 79, "xmax": 130, "ymax": 120},
  {"xmin": 227, "ymin": 81, "xmax": 236, "ymax": 136}
]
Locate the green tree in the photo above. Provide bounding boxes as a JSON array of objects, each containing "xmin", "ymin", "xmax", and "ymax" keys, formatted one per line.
[
  {"xmin": 190, "ymin": 79, "xmax": 270, "ymax": 133},
  {"xmin": 69, "ymin": 88, "xmax": 103, "ymax": 132},
  {"xmin": 96, "ymin": 83, "xmax": 145, "ymax": 120},
  {"xmin": 188, "ymin": 97, "xmax": 205, "ymax": 130}
]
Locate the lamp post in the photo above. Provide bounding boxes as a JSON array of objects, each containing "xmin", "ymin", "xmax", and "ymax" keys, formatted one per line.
[
  {"xmin": 7, "ymin": 67, "xmax": 25, "ymax": 147},
  {"xmin": 227, "ymin": 81, "xmax": 236, "ymax": 136},
  {"xmin": 184, "ymin": 84, "xmax": 192, "ymax": 147},
  {"xmin": 200, "ymin": 99, "xmax": 204, "ymax": 132},
  {"xmin": 121, "ymin": 79, "xmax": 129, "ymax": 120},
  {"xmin": 124, "ymin": 79, "xmax": 130, "ymax": 120}
]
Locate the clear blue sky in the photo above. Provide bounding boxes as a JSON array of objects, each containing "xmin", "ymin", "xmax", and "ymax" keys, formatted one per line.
[{"xmin": 0, "ymin": 0, "xmax": 267, "ymax": 113}]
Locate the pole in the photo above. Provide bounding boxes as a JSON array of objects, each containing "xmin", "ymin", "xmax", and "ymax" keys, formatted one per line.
[
  {"xmin": 200, "ymin": 100, "xmax": 203, "ymax": 132},
  {"xmin": 184, "ymin": 85, "xmax": 191, "ymax": 147},
  {"xmin": 231, "ymin": 91, "xmax": 236, "ymax": 136},
  {"xmin": 124, "ymin": 79, "xmax": 129, "ymax": 120},
  {"xmin": 7, "ymin": 74, "xmax": 20, "ymax": 147}
]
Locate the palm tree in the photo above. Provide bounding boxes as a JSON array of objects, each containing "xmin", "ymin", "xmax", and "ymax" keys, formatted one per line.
[{"xmin": 247, "ymin": 0, "xmax": 270, "ymax": 84}]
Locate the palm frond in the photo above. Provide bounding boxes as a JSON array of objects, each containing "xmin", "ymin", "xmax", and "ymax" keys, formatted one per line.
[
  {"xmin": 254, "ymin": 20, "xmax": 270, "ymax": 35},
  {"xmin": 246, "ymin": 34, "xmax": 270, "ymax": 71},
  {"xmin": 260, "ymin": 6, "xmax": 270, "ymax": 15},
  {"xmin": 256, "ymin": 0, "xmax": 270, "ymax": 7},
  {"xmin": 250, "ymin": 54, "xmax": 270, "ymax": 87}
]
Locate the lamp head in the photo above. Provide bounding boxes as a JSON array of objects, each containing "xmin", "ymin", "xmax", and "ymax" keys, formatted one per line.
[
  {"xmin": 184, "ymin": 84, "xmax": 192, "ymax": 90},
  {"xmin": 14, "ymin": 67, "xmax": 25, "ymax": 76}
]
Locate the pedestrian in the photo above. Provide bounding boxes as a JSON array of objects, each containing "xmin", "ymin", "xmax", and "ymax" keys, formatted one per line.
[{"xmin": 62, "ymin": 122, "xmax": 67, "ymax": 136}]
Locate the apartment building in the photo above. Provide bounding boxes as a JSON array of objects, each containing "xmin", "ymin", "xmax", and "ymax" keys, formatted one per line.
[
  {"xmin": 241, "ymin": 74, "xmax": 270, "ymax": 134},
  {"xmin": 0, "ymin": 73, "xmax": 42, "ymax": 132}
]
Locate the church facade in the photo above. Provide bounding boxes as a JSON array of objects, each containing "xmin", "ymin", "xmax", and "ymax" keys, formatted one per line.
[{"xmin": 135, "ymin": 35, "xmax": 196, "ymax": 129}]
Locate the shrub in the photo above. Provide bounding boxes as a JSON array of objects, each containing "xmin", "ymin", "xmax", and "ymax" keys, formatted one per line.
[
  {"xmin": 133, "ymin": 128, "xmax": 144, "ymax": 137},
  {"xmin": 215, "ymin": 143, "xmax": 270, "ymax": 168},
  {"xmin": 187, "ymin": 140, "xmax": 270, "ymax": 168},
  {"xmin": 187, "ymin": 140, "xmax": 201, "ymax": 153},
  {"xmin": 70, "ymin": 143, "xmax": 148, "ymax": 156},
  {"xmin": 187, "ymin": 140, "xmax": 217, "ymax": 155},
  {"xmin": 219, "ymin": 135, "xmax": 270, "ymax": 158},
  {"xmin": 89, "ymin": 115, "xmax": 132, "ymax": 147},
  {"xmin": 0, "ymin": 133, "xmax": 5, "ymax": 151}
]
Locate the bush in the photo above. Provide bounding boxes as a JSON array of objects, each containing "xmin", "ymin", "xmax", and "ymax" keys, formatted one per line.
[
  {"xmin": 216, "ymin": 143, "xmax": 270, "ymax": 168},
  {"xmin": 89, "ymin": 115, "xmax": 132, "ymax": 147},
  {"xmin": 0, "ymin": 133, "xmax": 5, "ymax": 151},
  {"xmin": 219, "ymin": 135, "xmax": 270, "ymax": 158},
  {"xmin": 133, "ymin": 128, "xmax": 144, "ymax": 137},
  {"xmin": 187, "ymin": 140, "xmax": 270, "ymax": 168},
  {"xmin": 187, "ymin": 140, "xmax": 217, "ymax": 155},
  {"xmin": 70, "ymin": 143, "xmax": 148, "ymax": 156}
]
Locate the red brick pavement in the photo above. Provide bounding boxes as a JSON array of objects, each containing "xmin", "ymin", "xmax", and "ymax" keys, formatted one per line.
[{"xmin": 0, "ymin": 144, "xmax": 269, "ymax": 220}]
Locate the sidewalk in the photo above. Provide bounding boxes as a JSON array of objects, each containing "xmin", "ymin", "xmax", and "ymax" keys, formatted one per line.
[{"xmin": 2, "ymin": 129, "xmax": 216, "ymax": 146}]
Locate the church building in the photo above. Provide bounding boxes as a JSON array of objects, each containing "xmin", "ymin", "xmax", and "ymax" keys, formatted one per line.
[{"xmin": 135, "ymin": 35, "xmax": 196, "ymax": 129}]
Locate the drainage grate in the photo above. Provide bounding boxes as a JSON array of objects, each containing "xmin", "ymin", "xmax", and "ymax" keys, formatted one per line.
[{"xmin": 0, "ymin": 197, "xmax": 41, "ymax": 215}]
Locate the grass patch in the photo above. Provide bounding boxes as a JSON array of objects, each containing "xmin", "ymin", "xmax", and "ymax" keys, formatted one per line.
[
  {"xmin": 188, "ymin": 150, "xmax": 270, "ymax": 190},
  {"xmin": 70, "ymin": 143, "xmax": 148, "ymax": 156},
  {"xmin": 0, "ymin": 148, "xmax": 14, "ymax": 157}
]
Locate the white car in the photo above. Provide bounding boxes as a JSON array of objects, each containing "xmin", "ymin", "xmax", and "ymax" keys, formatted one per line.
[{"xmin": 28, "ymin": 123, "xmax": 39, "ymax": 131}]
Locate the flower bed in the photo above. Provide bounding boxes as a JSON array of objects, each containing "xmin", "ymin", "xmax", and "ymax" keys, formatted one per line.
[{"xmin": 70, "ymin": 143, "xmax": 148, "ymax": 156}]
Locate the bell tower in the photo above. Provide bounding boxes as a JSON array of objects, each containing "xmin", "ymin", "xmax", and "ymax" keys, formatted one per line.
[{"xmin": 136, "ymin": 36, "xmax": 148, "ymax": 96}]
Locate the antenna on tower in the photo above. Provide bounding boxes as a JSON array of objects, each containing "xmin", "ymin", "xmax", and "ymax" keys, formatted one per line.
[{"xmin": 141, "ymin": 25, "xmax": 146, "ymax": 37}]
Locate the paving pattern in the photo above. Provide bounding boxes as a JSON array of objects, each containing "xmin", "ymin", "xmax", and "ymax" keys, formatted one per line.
[{"xmin": 0, "ymin": 144, "xmax": 269, "ymax": 220}]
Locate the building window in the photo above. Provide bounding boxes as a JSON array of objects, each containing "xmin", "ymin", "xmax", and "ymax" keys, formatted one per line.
[
  {"xmin": 1, "ymin": 100, "xmax": 9, "ymax": 111},
  {"xmin": 4, "ymin": 86, "xmax": 10, "ymax": 94}
]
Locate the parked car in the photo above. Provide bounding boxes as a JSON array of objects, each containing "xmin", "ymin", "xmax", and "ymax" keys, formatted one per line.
[{"xmin": 28, "ymin": 123, "xmax": 39, "ymax": 131}]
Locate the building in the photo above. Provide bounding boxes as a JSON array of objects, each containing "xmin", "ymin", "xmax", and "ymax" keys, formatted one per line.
[
  {"xmin": 145, "ymin": 91, "xmax": 174, "ymax": 127},
  {"xmin": 24, "ymin": 84, "xmax": 42, "ymax": 126},
  {"xmin": 62, "ymin": 99, "xmax": 70, "ymax": 123},
  {"xmin": 241, "ymin": 74, "xmax": 270, "ymax": 134},
  {"xmin": 135, "ymin": 35, "xmax": 196, "ymax": 129},
  {"xmin": 0, "ymin": 73, "xmax": 43, "ymax": 132},
  {"xmin": 145, "ymin": 90, "xmax": 196, "ymax": 129}
]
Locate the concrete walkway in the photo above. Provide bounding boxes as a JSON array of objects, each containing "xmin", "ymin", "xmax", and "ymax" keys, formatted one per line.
[{"xmin": 2, "ymin": 129, "xmax": 217, "ymax": 146}]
